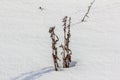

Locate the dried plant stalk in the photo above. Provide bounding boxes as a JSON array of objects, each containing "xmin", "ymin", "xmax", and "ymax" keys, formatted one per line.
[
  {"xmin": 49, "ymin": 27, "xmax": 60, "ymax": 71},
  {"xmin": 81, "ymin": 0, "xmax": 95, "ymax": 22}
]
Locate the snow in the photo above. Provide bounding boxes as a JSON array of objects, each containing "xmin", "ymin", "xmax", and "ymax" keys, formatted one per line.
[{"xmin": 0, "ymin": 0, "xmax": 120, "ymax": 80}]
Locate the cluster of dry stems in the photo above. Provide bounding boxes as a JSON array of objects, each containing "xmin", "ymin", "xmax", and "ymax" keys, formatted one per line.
[
  {"xmin": 48, "ymin": 0, "xmax": 96, "ymax": 71},
  {"xmin": 49, "ymin": 16, "xmax": 72, "ymax": 71}
]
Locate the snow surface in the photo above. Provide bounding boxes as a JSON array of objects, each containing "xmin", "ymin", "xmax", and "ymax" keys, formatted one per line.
[{"xmin": 0, "ymin": 0, "xmax": 120, "ymax": 80}]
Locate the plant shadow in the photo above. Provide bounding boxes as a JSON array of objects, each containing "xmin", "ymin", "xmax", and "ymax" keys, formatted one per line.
[
  {"xmin": 12, "ymin": 66, "xmax": 54, "ymax": 80},
  {"xmin": 70, "ymin": 61, "xmax": 77, "ymax": 68}
]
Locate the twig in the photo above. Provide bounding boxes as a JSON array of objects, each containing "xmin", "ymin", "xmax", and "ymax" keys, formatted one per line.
[{"xmin": 81, "ymin": 0, "xmax": 95, "ymax": 22}]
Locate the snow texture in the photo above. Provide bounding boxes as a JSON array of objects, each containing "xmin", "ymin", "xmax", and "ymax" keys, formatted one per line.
[{"xmin": 0, "ymin": 0, "xmax": 120, "ymax": 80}]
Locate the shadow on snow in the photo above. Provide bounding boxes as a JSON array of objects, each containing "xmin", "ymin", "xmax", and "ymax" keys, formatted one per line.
[
  {"xmin": 12, "ymin": 61, "xmax": 77, "ymax": 80},
  {"xmin": 12, "ymin": 66, "xmax": 54, "ymax": 80},
  {"xmin": 70, "ymin": 61, "xmax": 77, "ymax": 68}
]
